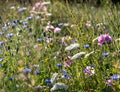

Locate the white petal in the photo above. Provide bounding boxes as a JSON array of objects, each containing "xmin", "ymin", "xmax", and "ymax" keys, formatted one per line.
[{"xmin": 51, "ymin": 73, "xmax": 58, "ymax": 85}]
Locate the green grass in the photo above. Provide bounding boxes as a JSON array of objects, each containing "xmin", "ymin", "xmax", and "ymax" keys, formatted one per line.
[{"xmin": 0, "ymin": 0, "xmax": 120, "ymax": 92}]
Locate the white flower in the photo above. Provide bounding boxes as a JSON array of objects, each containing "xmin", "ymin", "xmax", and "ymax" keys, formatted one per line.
[
  {"xmin": 42, "ymin": 2, "xmax": 51, "ymax": 5},
  {"xmin": 51, "ymin": 73, "xmax": 58, "ymax": 85},
  {"xmin": 65, "ymin": 43, "xmax": 80, "ymax": 51},
  {"xmin": 50, "ymin": 82, "xmax": 68, "ymax": 92},
  {"xmin": 71, "ymin": 52, "xmax": 86, "ymax": 60}
]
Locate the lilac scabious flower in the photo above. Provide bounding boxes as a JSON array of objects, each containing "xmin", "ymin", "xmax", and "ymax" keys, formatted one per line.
[
  {"xmin": 98, "ymin": 34, "xmax": 112, "ymax": 46},
  {"xmin": 23, "ymin": 69, "xmax": 32, "ymax": 73},
  {"xmin": 84, "ymin": 66, "xmax": 95, "ymax": 77},
  {"xmin": 111, "ymin": 75, "xmax": 120, "ymax": 80}
]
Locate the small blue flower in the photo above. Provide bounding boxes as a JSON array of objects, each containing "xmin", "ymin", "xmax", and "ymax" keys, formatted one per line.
[
  {"xmin": 56, "ymin": 63, "xmax": 62, "ymax": 67},
  {"xmin": 6, "ymin": 33, "xmax": 13, "ymax": 38},
  {"xmin": 26, "ymin": 16, "xmax": 32, "ymax": 20},
  {"xmin": 23, "ymin": 21, "xmax": 28, "ymax": 25},
  {"xmin": 84, "ymin": 44, "xmax": 90, "ymax": 49},
  {"xmin": 0, "ymin": 32, "xmax": 4, "ymax": 35},
  {"xmin": 34, "ymin": 70, "xmax": 40, "ymax": 75},
  {"xmin": 36, "ymin": 38, "xmax": 42, "ymax": 43},
  {"xmin": 102, "ymin": 52, "xmax": 109, "ymax": 57},
  {"xmin": 45, "ymin": 79, "xmax": 51, "ymax": 83},
  {"xmin": 23, "ymin": 69, "xmax": 32, "ymax": 73},
  {"xmin": 18, "ymin": 7, "xmax": 26, "ymax": 12},
  {"xmin": 9, "ymin": 78, "xmax": 14, "ymax": 81},
  {"xmin": 58, "ymin": 23, "xmax": 64, "ymax": 27},
  {"xmin": 0, "ymin": 58, "xmax": 3, "ymax": 62},
  {"xmin": 111, "ymin": 75, "xmax": 120, "ymax": 80},
  {"xmin": 2, "ymin": 26, "xmax": 7, "ymax": 31}
]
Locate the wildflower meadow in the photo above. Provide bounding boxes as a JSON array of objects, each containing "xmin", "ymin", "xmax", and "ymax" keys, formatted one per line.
[{"xmin": 0, "ymin": 0, "xmax": 120, "ymax": 92}]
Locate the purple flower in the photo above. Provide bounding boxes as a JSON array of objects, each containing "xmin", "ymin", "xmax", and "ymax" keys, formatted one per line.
[
  {"xmin": 54, "ymin": 27, "xmax": 61, "ymax": 33},
  {"xmin": 98, "ymin": 34, "xmax": 112, "ymax": 46},
  {"xmin": 84, "ymin": 66, "xmax": 95, "ymax": 76},
  {"xmin": 102, "ymin": 52, "xmax": 109, "ymax": 57},
  {"xmin": 23, "ymin": 69, "xmax": 32, "ymax": 73},
  {"xmin": 18, "ymin": 7, "xmax": 26, "ymax": 12},
  {"xmin": 106, "ymin": 79, "xmax": 112, "ymax": 86},
  {"xmin": 9, "ymin": 78, "xmax": 14, "ymax": 81},
  {"xmin": 111, "ymin": 75, "xmax": 120, "ymax": 80}
]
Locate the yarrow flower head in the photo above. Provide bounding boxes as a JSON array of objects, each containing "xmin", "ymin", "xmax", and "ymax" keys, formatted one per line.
[{"xmin": 98, "ymin": 34, "xmax": 112, "ymax": 46}]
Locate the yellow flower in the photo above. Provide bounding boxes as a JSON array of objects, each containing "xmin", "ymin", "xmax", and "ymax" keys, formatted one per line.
[
  {"xmin": 45, "ymin": 58, "xmax": 49, "ymax": 62},
  {"xmin": 37, "ymin": 43, "xmax": 43, "ymax": 47},
  {"xmin": 66, "ymin": 36, "xmax": 72, "ymax": 41}
]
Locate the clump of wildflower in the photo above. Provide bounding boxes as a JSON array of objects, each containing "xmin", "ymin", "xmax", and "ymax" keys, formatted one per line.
[
  {"xmin": 84, "ymin": 66, "xmax": 95, "ymax": 77},
  {"xmin": 65, "ymin": 43, "xmax": 80, "ymax": 51},
  {"xmin": 98, "ymin": 34, "xmax": 112, "ymax": 46},
  {"xmin": 50, "ymin": 82, "xmax": 68, "ymax": 92},
  {"xmin": 71, "ymin": 52, "xmax": 86, "ymax": 60}
]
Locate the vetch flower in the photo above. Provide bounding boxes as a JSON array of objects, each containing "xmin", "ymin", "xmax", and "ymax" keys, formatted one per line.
[
  {"xmin": 50, "ymin": 82, "xmax": 68, "ymax": 92},
  {"xmin": 71, "ymin": 52, "xmax": 86, "ymax": 60},
  {"xmin": 65, "ymin": 43, "xmax": 80, "ymax": 51},
  {"xmin": 98, "ymin": 34, "xmax": 112, "ymax": 46},
  {"xmin": 111, "ymin": 75, "xmax": 120, "ymax": 80}
]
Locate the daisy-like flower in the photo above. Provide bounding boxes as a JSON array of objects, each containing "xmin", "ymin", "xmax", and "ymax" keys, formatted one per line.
[{"xmin": 98, "ymin": 34, "xmax": 112, "ymax": 46}]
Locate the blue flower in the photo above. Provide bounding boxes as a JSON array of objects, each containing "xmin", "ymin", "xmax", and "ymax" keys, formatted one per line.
[
  {"xmin": 26, "ymin": 16, "xmax": 32, "ymax": 20},
  {"xmin": 34, "ymin": 70, "xmax": 40, "ymax": 75},
  {"xmin": 36, "ymin": 38, "xmax": 42, "ymax": 43},
  {"xmin": 6, "ymin": 33, "xmax": 13, "ymax": 38},
  {"xmin": 23, "ymin": 69, "xmax": 32, "ymax": 73},
  {"xmin": 102, "ymin": 52, "xmax": 109, "ymax": 57},
  {"xmin": 84, "ymin": 44, "xmax": 90, "ymax": 49},
  {"xmin": 23, "ymin": 21, "xmax": 28, "ymax": 25},
  {"xmin": 0, "ymin": 32, "xmax": 4, "ymax": 35},
  {"xmin": 0, "ymin": 41, "xmax": 4, "ymax": 46},
  {"xmin": 0, "ymin": 58, "xmax": 3, "ymax": 62},
  {"xmin": 45, "ymin": 79, "xmax": 51, "ymax": 83},
  {"xmin": 18, "ymin": 7, "xmax": 26, "ymax": 12},
  {"xmin": 58, "ymin": 23, "xmax": 64, "ymax": 27},
  {"xmin": 2, "ymin": 26, "xmax": 7, "ymax": 31},
  {"xmin": 56, "ymin": 63, "xmax": 62, "ymax": 67},
  {"xmin": 111, "ymin": 75, "xmax": 120, "ymax": 80},
  {"xmin": 9, "ymin": 78, "xmax": 14, "ymax": 81}
]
